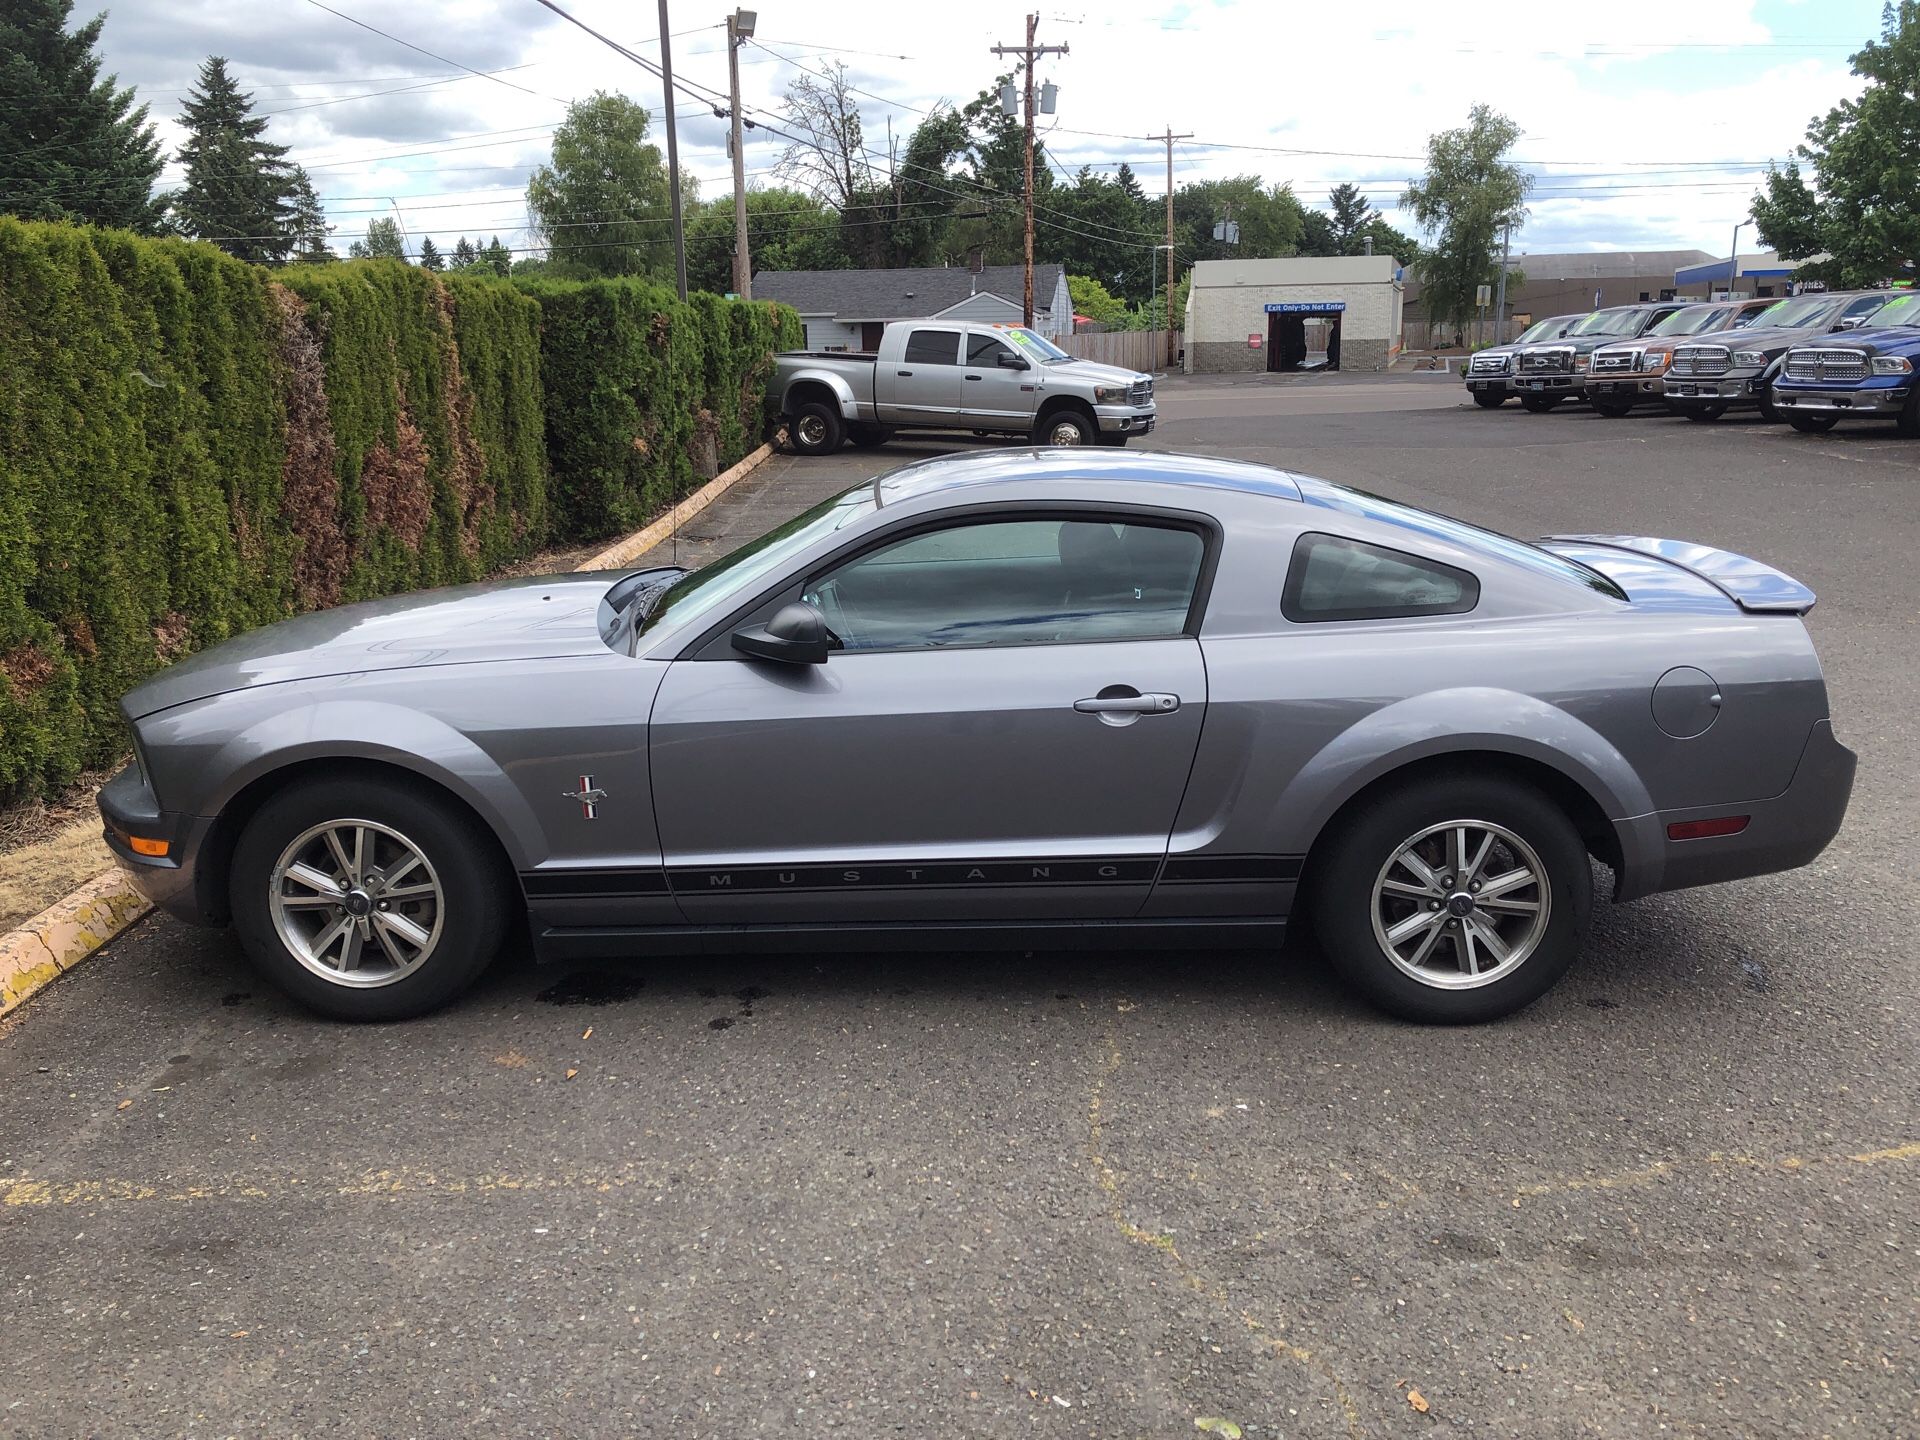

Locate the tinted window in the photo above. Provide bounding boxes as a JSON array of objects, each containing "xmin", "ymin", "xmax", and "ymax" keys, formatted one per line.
[
  {"xmin": 967, "ymin": 333, "xmax": 1016, "ymax": 366},
  {"xmin": 904, "ymin": 330, "xmax": 960, "ymax": 365},
  {"xmin": 1842, "ymin": 294, "xmax": 1894, "ymax": 326},
  {"xmin": 1283, "ymin": 533, "xmax": 1479, "ymax": 623},
  {"xmin": 804, "ymin": 517, "xmax": 1205, "ymax": 651}
]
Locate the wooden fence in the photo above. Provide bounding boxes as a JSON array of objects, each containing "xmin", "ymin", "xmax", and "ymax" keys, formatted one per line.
[{"xmin": 1060, "ymin": 329, "xmax": 1182, "ymax": 372}]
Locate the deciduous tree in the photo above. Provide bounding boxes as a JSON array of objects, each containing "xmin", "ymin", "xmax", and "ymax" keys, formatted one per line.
[
  {"xmin": 1400, "ymin": 105, "xmax": 1530, "ymax": 328},
  {"xmin": 526, "ymin": 91, "xmax": 675, "ymax": 278}
]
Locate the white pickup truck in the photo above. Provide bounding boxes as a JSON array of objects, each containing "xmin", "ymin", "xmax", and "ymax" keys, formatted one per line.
[{"xmin": 772, "ymin": 321, "xmax": 1157, "ymax": 454}]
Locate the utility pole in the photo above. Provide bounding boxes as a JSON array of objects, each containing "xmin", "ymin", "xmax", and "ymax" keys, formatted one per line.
[
  {"xmin": 991, "ymin": 15, "xmax": 1068, "ymax": 327},
  {"xmin": 1493, "ymin": 219, "xmax": 1512, "ymax": 340},
  {"xmin": 658, "ymin": 0, "xmax": 688, "ymax": 300},
  {"xmin": 1155, "ymin": 126, "xmax": 1193, "ymax": 367},
  {"xmin": 725, "ymin": 8, "xmax": 756, "ymax": 299},
  {"xmin": 1727, "ymin": 220, "xmax": 1747, "ymax": 300}
]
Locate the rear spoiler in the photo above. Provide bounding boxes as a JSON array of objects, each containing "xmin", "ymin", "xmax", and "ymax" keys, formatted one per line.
[{"xmin": 1543, "ymin": 535, "xmax": 1817, "ymax": 614}]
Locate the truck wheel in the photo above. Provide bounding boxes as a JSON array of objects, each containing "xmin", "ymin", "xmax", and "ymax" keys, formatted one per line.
[
  {"xmin": 791, "ymin": 402, "xmax": 844, "ymax": 456},
  {"xmin": 1034, "ymin": 408, "xmax": 1095, "ymax": 446},
  {"xmin": 1097, "ymin": 433, "xmax": 1130, "ymax": 447},
  {"xmin": 847, "ymin": 423, "xmax": 894, "ymax": 449},
  {"xmin": 1590, "ymin": 397, "xmax": 1635, "ymax": 418},
  {"xmin": 1787, "ymin": 414, "xmax": 1839, "ymax": 435},
  {"xmin": 1680, "ymin": 404, "xmax": 1729, "ymax": 422},
  {"xmin": 1898, "ymin": 384, "xmax": 1920, "ymax": 439},
  {"xmin": 1311, "ymin": 774, "xmax": 1590, "ymax": 1024},
  {"xmin": 1519, "ymin": 394, "xmax": 1562, "ymax": 414},
  {"xmin": 1471, "ymin": 390, "xmax": 1506, "ymax": 409}
]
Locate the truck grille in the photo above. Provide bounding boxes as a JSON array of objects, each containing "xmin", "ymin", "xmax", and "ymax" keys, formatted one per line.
[
  {"xmin": 1518, "ymin": 348, "xmax": 1572, "ymax": 375},
  {"xmin": 1670, "ymin": 345, "xmax": 1731, "ymax": 378},
  {"xmin": 1469, "ymin": 352, "xmax": 1510, "ymax": 375},
  {"xmin": 1128, "ymin": 378, "xmax": 1153, "ymax": 404},
  {"xmin": 1590, "ymin": 348, "xmax": 1639, "ymax": 374},
  {"xmin": 1783, "ymin": 348, "xmax": 1868, "ymax": 382}
]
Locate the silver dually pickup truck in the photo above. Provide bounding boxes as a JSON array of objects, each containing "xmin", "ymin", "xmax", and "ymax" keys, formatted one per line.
[{"xmin": 773, "ymin": 321, "xmax": 1157, "ymax": 454}]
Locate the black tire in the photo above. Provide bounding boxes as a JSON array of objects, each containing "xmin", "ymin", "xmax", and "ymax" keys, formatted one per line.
[
  {"xmin": 1518, "ymin": 393, "xmax": 1562, "ymax": 413},
  {"xmin": 1787, "ymin": 413, "xmax": 1839, "ymax": 434},
  {"xmin": 1310, "ymin": 774, "xmax": 1592, "ymax": 1024},
  {"xmin": 229, "ymin": 773, "xmax": 511, "ymax": 1021},
  {"xmin": 1033, "ymin": 407, "xmax": 1096, "ymax": 446},
  {"xmin": 1471, "ymin": 390, "xmax": 1506, "ymax": 409},
  {"xmin": 1898, "ymin": 383, "xmax": 1920, "ymax": 439},
  {"xmin": 847, "ymin": 422, "xmax": 894, "ymax": 449},
  {"xmin": 1680, "ymin": 404, "xmax": 1729, "ymax": 422},
  {"xmin": 1590, "ymin": 397, "xmax": 1635, "ymax": 418},
  {"xmin": 789, "ymin": 401, "xmax": 844, "ymax": 456},
  {"xmin": 1097, "ymin": 432, "xmax": 1130, "ymax": 447}
]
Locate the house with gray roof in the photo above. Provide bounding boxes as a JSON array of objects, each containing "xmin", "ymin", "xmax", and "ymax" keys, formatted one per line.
[{"xmin": 753, "ymin": 262, "xmax": 1073, "ymax": 350}]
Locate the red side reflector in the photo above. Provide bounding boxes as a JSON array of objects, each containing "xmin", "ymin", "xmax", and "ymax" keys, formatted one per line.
[{"xmin": 1667, "ymin": 816, "xmax": 1750, "ymax": 841}]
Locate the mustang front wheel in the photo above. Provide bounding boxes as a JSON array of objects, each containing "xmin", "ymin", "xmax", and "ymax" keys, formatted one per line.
[
  {"xmin": 1312, "ymin": 775, "xmax": 1591, "ymax": 1023},
  {"xmin": 230, "ymin": 774, "xmax": 510, "ymax": 1020}
]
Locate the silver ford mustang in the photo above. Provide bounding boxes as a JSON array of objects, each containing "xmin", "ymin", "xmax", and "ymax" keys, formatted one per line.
[{"xmin": 100, "ymin": 450, "xmax": 1855, "ymax": 1024}]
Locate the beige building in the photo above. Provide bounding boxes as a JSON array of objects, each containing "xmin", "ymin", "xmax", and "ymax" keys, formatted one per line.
[{"xmin": 1185, "ymin": 255, "xmax": 1406, "ymax": 374}]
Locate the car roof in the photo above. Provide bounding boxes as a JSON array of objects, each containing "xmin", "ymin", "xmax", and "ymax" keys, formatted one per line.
[{"xmin": 873, "ymin": 448, "xmax": 1307, "ymax": 506}]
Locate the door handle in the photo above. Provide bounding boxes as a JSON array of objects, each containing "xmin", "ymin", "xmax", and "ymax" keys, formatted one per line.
[
  {"xmin": 896, "ymin": 369, "xmax": 913, "ymax": 376},
  {"xmin": 965, "ymin": 373, "xmax": 983, "ymax": 380},
  {"xmin": 1074, "ymin": 692, "xmax": 1179, "ymax": 715}
]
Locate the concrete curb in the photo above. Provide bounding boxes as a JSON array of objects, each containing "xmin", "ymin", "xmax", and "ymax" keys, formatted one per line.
[
  {"xmin": 0, "ymin": 871, "xmax": 151, "ymax": 1018},
  {"xmin": 580, "ymin": 441, "xmax": 774, "ymax": 571},
  {"xmin": 0, "ymin": 439, "xmax": 783, "ymax": 1019}
]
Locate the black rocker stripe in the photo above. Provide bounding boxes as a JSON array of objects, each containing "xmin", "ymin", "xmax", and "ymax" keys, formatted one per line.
[{"xmin": 523, "ymin": 853, "xmax": 1303, "ymax": 899}]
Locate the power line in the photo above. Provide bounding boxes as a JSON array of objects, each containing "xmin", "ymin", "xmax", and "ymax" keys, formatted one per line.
[{"xmin": 298, "ymin": 0, "xmax": 563, "ymax": 102}]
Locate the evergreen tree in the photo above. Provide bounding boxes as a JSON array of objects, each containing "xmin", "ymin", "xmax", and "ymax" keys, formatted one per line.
[
  {"xmin": 451, "ymin": 236, "xmax": 478, "ymax": 268},
  {"xmin": 349, "ymin": 216, "xmax": 406, "ymax": 260},
  {"xmin": 0, "ymin": 0, "xmax": 166, "ymax": 230},
  {"xmin": 286, "ymin": 166, "xmax": 334, "ymax": 262},
  {"xmin": 483, "ymin": 235, "xmax": 512, "ymax": 275},
  {"xmin": 1327, "ymin": 183, "xmax": 1380, "ymax": 254},
  {"xmin": 169, "ymin": 56, "xmax": 296, "ymax": 263},
  {"xmin": 418, "ymin": 235, "xmax": 443, "ymax": 270}
]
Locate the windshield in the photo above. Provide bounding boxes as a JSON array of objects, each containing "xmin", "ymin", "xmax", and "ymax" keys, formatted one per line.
[
  {"xmin": 1863, "ymin": 293, "xmax": 1920, "ymax": 327},
  {"xmin": 1748, "ymin": 295, "xmax": 1841, "ymax": 329},
  {"xmin": 1000, "ymin": 326, "xmax": 1072, "ymax": 361},
  {"xmin": 1650, "ymin": 305, "xmax": 1730, "ymax": 337},
  {"xmin": 637, "ymin": 484, "xmax": 876, "ymax": 639},
  {"xmin": 1513, "ymin": 317, "xmax": 1568, "ymax": 344},
  {"xmin": 1567, "ymin": 308, "xmax": 1646, "ymax": 338},
  {"xmin": 1292, "ymin": 476, "xmax": 1629, "ymax": 601}
]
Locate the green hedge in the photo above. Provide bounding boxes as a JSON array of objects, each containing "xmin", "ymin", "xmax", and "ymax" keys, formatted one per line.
[
  {"xmin": 522, "ymin": 276, "xmax": 800, "ymax": 541},
  {"xmin": 0, "ymin": 221, "xmax": 796, "ymax": 803}
]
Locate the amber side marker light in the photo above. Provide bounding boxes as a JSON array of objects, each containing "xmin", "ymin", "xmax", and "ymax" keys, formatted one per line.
[
  {"xmin": 127, "ymin": 835, "xmax": 170, "ymax": 857},
  {"xmin": 1667, "ymin": 816, "xmax": 1750, "ymax": 841}
]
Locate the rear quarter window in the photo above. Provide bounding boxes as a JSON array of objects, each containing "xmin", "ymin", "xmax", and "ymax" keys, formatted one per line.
[{"xmin": 1282, "ymin": 532, "xmax": 1480, "ymax": 622}]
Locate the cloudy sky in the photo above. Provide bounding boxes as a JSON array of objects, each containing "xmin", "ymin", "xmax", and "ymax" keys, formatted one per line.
[{"xmin": 88, "ymin": 0, "xmax": 1886, "ymax": 266}]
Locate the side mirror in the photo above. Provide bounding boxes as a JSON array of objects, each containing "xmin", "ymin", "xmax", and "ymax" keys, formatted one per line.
[
  {"xmin": 1836, "ymin": 315, "xmax": 1867, "ymax": 330},
  {"xmin": 731, "ymin": 601, "xmax": 833, "ymax": 665},
  {"xmin": 997, "ymin": 352, "xmax": 1030, "ymax": 370}
]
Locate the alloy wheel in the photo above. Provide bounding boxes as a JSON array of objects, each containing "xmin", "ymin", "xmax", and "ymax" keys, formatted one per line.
[
  {"xmin": 1370, "ymin": 819, "xmax": 1551, "ymax": 990},
  {"xmin": 268, "ymin": 819, "xmax": 445, "ymax": 988}
]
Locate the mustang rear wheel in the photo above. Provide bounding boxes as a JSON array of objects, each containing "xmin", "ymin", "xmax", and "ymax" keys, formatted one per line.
[
  {"xmin": 1312, "ymin": 775, "xmax": 1590, "ymax": 1023},
  {"xmin": 230, "ymin": 774, "xmax": 509, "ymax": 1020}
]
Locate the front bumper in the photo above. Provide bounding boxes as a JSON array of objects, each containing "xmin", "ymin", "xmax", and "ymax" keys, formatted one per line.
[
  {"xmin": 1513, "ymin": 373, "xmax": 1585, "ymax": 397},
  {"xmin": 1663, "ymin": 373, "xmax": 1768, "ymax": 408},
  {"xmin": 1616, "ymin": 720, "xmax": 1856, "ymax": 901},
  {"xmin": 1771, "ymin": 376, "xmax": 1913, "ymax": 418},
  {"xmin": 1464, "ymin": 372, "xmax": 1511, "ymax": 394},
  {"xmin": 98, "ymin": 762, "xmax": 214, "ymax": 923},
  {"xmin": 1587, "ymin": 376, "xmax": 1668, "ymax": 399},
  {"xmin": 1094, "ymin": 403, "xmax": 1156, "ymax": 436}
]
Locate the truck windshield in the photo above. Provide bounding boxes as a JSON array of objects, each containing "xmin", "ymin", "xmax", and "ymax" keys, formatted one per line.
[
  {"xmin": 1001, "ymin": 327, "xmax": 1072, "ymax": 361},
  {"xmin": 1513, "ymin": 317, "xmax": 1568, "ymax": 343},
  {"xmin": 1863, "ymin": 293, "xmax": 1920, "ymax": 327},
  {"xmin": 1748, "ymin": 295, "xmax": 1841, "ymax": 329},
  {"xmin": 636, "ymin": 484, "xmax": 876, "ymax": 640},
  {"xmin": 1650, "ymin": 306, "xmax": 1731, "ymax": 336},
  {"xmin": 1567, "ymin": 309, "xmax": 1645, "ymax": 338}
]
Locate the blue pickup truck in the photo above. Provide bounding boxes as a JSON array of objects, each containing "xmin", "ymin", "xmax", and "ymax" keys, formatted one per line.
[{"xmin": 1770, "ymin": 291, "xmax": 1920, "ymax": 436}]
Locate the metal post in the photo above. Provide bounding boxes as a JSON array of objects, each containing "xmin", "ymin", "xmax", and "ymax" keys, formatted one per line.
[
  {"xmin": 1727, "ymin": 220, "xmax": 1746, "ymax": 300},
  {"xmin": 726, "ymin": 10, "xmax": 752, "ymax": 299},
  {"xmin": 658, "ymin": 0, "xmax": 688, "ymax": 300},
  {"xmin": 1493, "ymin": 219, "xmax": 1511, "ymax": 340}
]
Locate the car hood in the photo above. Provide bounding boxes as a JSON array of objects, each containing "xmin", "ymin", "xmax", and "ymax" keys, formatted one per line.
[
  {"xmin": 122, "ymin": 572, "xmax": 617, "ymax": 719},
  {"xmin": 1677, "ymin": 322, "xmax": 1831, "ymax": 356},
  {"xmin": 1046, "ymin": 357, "xmax": 1149, "ymax": 388},
  {"xmin": 1822, "ymin": 325, "xmax": 1920, "ymax": 354}
]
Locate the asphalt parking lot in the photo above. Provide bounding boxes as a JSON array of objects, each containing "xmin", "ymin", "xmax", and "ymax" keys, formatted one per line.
[{"xmin": 3, "ymin": 374, "xmax": 1915, "ymax": 1439}]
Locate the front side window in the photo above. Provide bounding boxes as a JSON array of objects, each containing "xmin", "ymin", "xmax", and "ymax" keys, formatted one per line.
[
  {"xmin": 966, "ymin": 333, "xmax": 1017, "ymax": 366},
  {"xmin": 1282, "ymin": 532, "xmax": 1479, "ymax": 623},
  {"xmin": 1841, "ymin": 294, "xmax": 1891, "ymax": 326},
  {"xmin": 904, "ymin": 330, "xmax": 961, "ymax": 365},
  {"xmin": 804, "ymin": 516, "xmax": 1205, "ymax": 652}
]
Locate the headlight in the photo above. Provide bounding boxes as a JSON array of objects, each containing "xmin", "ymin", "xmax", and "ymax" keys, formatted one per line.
[
  {"xmin": 1871, "ymin": 356, "xmax": 1914, "ymax": 375},
  {"xmin": 1733, "ymin": 351, "xmax": 1767, "ymax": 368},
  {"xmin": 1574, "ymin": 354, "xmax": 1590, "ymax": 372},
  {"xmin": 1643, "ymin": 351, "xmax": 1669, "ymax": 373},
  {"xmin": 1092, "ymin": 384, "xmax": 1131, "ymax": 403}
]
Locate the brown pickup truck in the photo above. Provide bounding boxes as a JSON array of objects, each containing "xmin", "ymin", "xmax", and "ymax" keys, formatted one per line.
[
  {"xmin": 1509, "ymin": 301, "xmax": 1690, "ymax": 412},
  {"xmin": 1584, "ymin": 297, "xmax": 1779, "ymax": 417}
]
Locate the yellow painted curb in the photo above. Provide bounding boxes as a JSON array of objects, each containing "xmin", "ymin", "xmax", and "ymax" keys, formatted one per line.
[
  {"xmin": 579, "ymin": 442, "xmax": 775, "ymax": 572},
  {"xmin": 0, "ymin": 869, "xmax": 150, "ymax": 1018}
]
